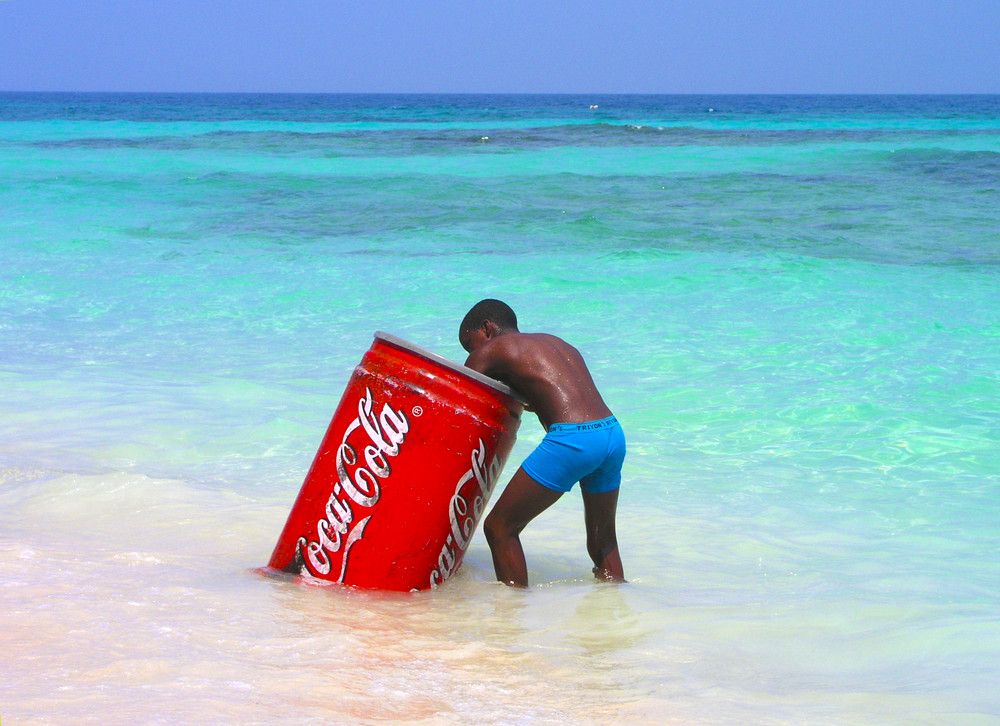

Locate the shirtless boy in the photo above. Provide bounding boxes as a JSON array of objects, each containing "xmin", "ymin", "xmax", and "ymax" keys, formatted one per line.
[{"xmin": 459, "ymin": 299, "xmax": 626, "ymax": 587}]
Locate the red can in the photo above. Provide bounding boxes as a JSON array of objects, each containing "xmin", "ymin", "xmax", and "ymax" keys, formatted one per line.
[{"xmin": 268, "ymin": 332, "xmax": 524, "ymax": 591}]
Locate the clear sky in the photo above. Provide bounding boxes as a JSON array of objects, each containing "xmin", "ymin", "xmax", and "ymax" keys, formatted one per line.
[{"xmin": 2, "ymin": 0, "xmax": 998, "ymax": 94}]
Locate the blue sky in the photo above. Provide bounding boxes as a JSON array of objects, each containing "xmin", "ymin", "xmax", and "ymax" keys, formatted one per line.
[{"xmin": 2, "ymin": 0, "xmax": 998, "ymax": 93}]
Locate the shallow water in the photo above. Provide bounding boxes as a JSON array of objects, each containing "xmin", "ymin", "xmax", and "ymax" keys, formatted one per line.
[{"xmin": 2, "ymin": 93, "xmax": 999, "ymax": 725}]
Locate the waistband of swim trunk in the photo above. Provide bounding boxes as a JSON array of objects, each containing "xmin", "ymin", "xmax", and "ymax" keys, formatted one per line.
[{"xmin": 547, "ymin": 416, "xmax": 618, "ymax": 434}]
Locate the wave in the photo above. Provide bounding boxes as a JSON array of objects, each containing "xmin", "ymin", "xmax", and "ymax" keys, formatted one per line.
[
  {"xmin": 883, "ymin": 147, "xmax": 1000, "ymax": 185},
  {"xmin": 17, "ymin": 124, "xmax": 1000, "ymax": 159}
]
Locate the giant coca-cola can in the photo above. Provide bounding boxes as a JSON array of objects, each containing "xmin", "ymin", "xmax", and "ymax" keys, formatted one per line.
[{"xmin": 268, "ymin": 331, "xmax": 523, "ymax": 591}]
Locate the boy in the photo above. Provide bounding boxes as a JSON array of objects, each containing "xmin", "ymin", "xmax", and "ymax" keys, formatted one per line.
[{"xmin": 459, "ymin": 299, "xmax": 626, "ymax": 587}]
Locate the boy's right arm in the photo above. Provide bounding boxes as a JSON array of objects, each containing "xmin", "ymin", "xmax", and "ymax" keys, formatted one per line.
[
  {"xmin": 465, "ymin": 344, "xmax": 540, "ymax": 422},
  {"xmin": 464, "ymin": 340, "xmax": 505, "ymax": 380}
]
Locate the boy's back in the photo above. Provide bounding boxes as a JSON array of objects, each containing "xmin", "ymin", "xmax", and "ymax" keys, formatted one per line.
[{"xmin": 463, "ymin": 332, "xmax": 612, "ymax": 429}]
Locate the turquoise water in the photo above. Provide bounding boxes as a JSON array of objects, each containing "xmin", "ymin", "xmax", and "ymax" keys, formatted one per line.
[{"xmin": 2, "ymin": 93, "xmax": 999, "ymax": 725}]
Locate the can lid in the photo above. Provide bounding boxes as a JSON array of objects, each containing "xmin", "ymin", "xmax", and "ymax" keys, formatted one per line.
[{"xmin": 374, "ymin": 331, "xmax": 527, "ymax": 404}]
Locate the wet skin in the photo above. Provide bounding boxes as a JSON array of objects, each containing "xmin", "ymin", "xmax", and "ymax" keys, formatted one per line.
[{"xmin": 461, "ymin": 321, "xmax": 625, "ymax": 587}]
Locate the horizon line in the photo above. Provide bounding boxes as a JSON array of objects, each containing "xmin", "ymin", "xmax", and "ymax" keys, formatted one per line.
[{"xmin": 3, "ymin": 89, "xmax": 1000, "ymax": 97}]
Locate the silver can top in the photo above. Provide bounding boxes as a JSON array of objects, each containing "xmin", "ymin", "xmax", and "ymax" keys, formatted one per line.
[{"xmin": 374, "ymin": 331, "xmax": 526, "ymax": 404}]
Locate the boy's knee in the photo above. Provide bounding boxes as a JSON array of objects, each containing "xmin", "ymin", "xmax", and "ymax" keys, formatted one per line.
[
  {"xmin": 483, "ymin": 511, "xmax": 516, "ymax": 544},
  {"xmin": 483, "ymin": 512, "xmax": 503, "ymax": 544}
]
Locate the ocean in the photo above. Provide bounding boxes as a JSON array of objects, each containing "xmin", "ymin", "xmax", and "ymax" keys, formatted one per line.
[{"xmin": 1, "ymin": 93, "xmax": 998, "ymax": 725}]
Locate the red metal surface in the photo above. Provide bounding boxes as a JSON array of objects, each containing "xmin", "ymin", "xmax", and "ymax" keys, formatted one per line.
[{"xmin": 268, "ymin": 332, "xmax": 523, "ymax": 591}]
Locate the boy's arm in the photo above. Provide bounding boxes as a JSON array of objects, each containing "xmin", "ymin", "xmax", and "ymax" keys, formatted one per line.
[
  {"xmin": 463, "ymin": 341, "xmax": 505, "ymax": 380},
  {"xmin": 465, "ymin": 347, "xmax": 544, "ymax": 428},
  {"xmin": 465, "ymin": 344, "xmax": 536, "ymax": 414},
  {"xmin": 463, "ymin": 349, "xmax": 488, "ymax": 375}
]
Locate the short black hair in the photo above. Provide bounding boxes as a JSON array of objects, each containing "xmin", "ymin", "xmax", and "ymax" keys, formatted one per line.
[{"xmin": 460, "ymin": 299, "xmax": 518, "ymax": 337}]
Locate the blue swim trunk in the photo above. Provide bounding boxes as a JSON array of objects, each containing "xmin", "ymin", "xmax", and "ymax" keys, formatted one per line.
[{"xmin": 521, "ymin": 416, "xmax": 626, "ymax": 494}]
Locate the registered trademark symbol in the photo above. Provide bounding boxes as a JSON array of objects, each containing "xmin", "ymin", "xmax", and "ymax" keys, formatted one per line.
[{"xmin": 411, "ymin": 406, "xmax": 423, "ymax": 417}]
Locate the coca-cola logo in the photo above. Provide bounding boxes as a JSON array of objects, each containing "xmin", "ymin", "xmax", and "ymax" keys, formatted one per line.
[
  {"xmin": 430, "ymin": 438, "xmax": 503, "ymax": 587},
  {"xmin": 295, "ymin": 387, "xmax": 410, "ymax": 581}
]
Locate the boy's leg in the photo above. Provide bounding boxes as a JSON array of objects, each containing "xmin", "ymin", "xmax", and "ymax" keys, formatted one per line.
[
  {"xmin": 582, "ymin": 488, "xmax": 625, "ymax": 582},
  {"xmin": 483, "ymin": 466, "xmax": 563, "ymax": 587}
]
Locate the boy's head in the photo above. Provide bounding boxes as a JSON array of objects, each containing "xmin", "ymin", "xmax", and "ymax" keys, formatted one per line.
[{"xmin": 459, "ymin": 299, "xmax": 518, "ymax": 353}]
